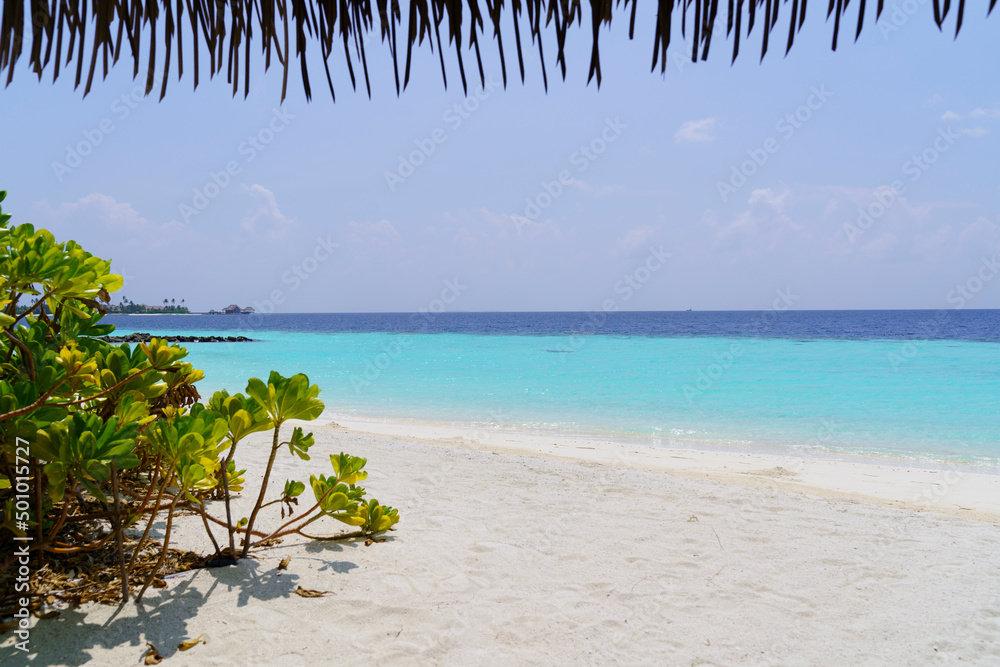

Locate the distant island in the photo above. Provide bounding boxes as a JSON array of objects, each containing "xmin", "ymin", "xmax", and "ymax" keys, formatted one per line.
[
  {"xmin": 103, "ymin": 299, "xmax": 258, "ymax": 315},
  {"xmin": 106, "ymin": 297, "xmax": 189, "ymax": 314},
  {"xmin": 207, "ymin": 304, "xmax": 257, "ymax": 314},
  {"xmin": 101, "ymin": 332, "xmax": 255, "ymax": 343}
]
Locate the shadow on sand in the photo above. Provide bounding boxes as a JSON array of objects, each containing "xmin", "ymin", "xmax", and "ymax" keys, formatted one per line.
[{"xmin": 0, "ymin": 547, "xmax": 362, "ymax": 665}]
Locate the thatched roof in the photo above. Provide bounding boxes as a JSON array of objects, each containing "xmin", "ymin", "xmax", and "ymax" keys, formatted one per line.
[{"xmin": 0, "ymin": 0, "xmax": 991, "ymax": 102}]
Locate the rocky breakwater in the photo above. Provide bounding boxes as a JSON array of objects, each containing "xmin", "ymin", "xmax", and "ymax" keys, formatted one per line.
[{"xmin": 101, "ymin": 332, "xmax": 256, "ymax": 343}]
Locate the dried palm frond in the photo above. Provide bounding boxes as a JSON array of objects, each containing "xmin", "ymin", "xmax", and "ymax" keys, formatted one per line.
[{"xmin": 0, "ymin": 0, "xmax": 992, "ymax": 101}]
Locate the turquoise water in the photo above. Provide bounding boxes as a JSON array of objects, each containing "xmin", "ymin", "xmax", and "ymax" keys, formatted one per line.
[{"xmin": 115, "ymin": 323, "xmax": 1000, "ymax": 469}]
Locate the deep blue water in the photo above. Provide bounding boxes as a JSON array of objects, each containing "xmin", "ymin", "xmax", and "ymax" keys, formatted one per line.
[
  {"xmin": 103, "ymin": 311, "xmax": 1000, "ymax": 468},
  {"xmin": 106, "ymin": 310, "xmax": 1000, "ymax": 341}
]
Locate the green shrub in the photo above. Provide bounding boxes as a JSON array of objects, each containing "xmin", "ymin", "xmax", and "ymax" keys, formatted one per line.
[{"xmin": 0, "ymin": 191, "xmax": 399, "ymax": 603}]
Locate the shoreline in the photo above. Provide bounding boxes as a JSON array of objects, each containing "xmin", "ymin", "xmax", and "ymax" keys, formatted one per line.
[
  {"xmin": 325, "ymin": 413, "xmax": 1000, "ymax": 523},
  {"xmin": 324, "ymin": 409, "xmax": 1000, "ymax": 472}
]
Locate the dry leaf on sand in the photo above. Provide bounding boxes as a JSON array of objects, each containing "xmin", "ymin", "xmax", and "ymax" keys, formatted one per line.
[
  {"xmin": 143, "ymin": 642, "xmax": 163, "ymax": 665},
  {"xmin": 295, "ymin": 586, "xmax": 334, "ymax": 598},
  {"xmin": 178, "ymin": 634, "xmax": 206, "ymax": 651}
]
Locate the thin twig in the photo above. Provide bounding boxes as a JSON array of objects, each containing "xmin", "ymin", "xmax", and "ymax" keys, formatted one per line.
[
  {"xmin": 0, "ymin": 381, "xmax": 66, "ymax": 422},
  {"xmin": 251, "ymin": 479, "xmax": 346, "ymax": 545},
  {"xmin": 221, "ymin": 464, "xmax": 236, "ymax": 557},
  {"xmin": 128, "ymin": 471, "xmax": 173, "ymax": 570},
  {"xmin": 296, "ymin": 529, "xmax": 366, "ymax": 541},
  {"xmin": 198, "ymin": 497, "xmax": 222, "ymax": 559},
  {"xmin": 4, "ymin": 290, "xmax": 54, "ymax": 330},
  {"xmin": 46, "ymin": 366, "xmax": 161, "ymax": 408},
  {"xmin": 3, "ymin": 330, "xmax": 35, "ymax": 381},
  {"xmin": 135, "ymin": 489, "xmax": 183, "ymax": 602},
  {"xmin": 240, "ymin": 424, "xmax": 282, "ymax": 558},
  {"xmin": 110, "ymin": 461, "xmax": 129, "ymax": 601}
]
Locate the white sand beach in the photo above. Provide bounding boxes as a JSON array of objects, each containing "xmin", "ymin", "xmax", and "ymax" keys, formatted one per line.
[{"xmin": 9, "ymin": 418, "xmax": 1000, "ymax": 665}]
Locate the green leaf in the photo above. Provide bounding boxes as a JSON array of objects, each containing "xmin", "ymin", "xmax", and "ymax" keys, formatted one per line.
[
  {"xmin": 42, "ymin": 462, "xmax": 68, "ymax": 501},
  {"xmin": 330, "ymin": 452, "xmax": 368, "ymax": 485},
  {"xmin": 245, "ymin": 372, "xmax": 324, "ymax": 425},
  {"xmin": 283, "ymin": 479, "xmax": 305, "ymax": 498},
  {"xmin": 286, "ymin": 427, "xmax": 314, "ymax": 460},
  {"xmin": 80, "ymin": 478, "xmax": 107, "ymax": 503}
]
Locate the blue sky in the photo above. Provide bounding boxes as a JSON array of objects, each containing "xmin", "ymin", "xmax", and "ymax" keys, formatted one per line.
[{"xmin": 1, "ymin": 6, "xmax": 998, "ymax": 312}]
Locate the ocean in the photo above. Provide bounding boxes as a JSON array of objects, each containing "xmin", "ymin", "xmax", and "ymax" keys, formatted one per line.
[{"xmin": 102, "ymin": 311, "xmax": 1000, "ymax": 469}]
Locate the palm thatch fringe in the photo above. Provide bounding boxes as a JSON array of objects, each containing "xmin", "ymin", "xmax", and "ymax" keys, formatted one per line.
[{"xmin": 0, "ymin": 0, "xmax": 993, "ymax": 101}]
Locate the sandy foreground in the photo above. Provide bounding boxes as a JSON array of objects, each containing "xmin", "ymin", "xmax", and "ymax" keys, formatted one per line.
[{"xmin": 4, "ymin": 416, "xmax": 1000, "ymax": 665}]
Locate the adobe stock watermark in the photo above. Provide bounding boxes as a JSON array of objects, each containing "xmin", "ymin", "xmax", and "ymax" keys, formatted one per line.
[
  {"xmin": 844, "ymin": 127, "xmax": 959, "ymax": 245},
  {"xmin": 514, "ymin": 117, "xmax": 628, "ymax": 229},
  {"xmin": 962, "ymin": 588, "xmax": 1000, "ymax": 650},
  {"xmin": 683, "ymin": 288, "xmax": 799, "ymax": 403},
  {"xmin": 220, "ymin": 235, "xmax": 339, "ymax": 347},
  {"xmin": 10, "ymin": 436, "xmax": 34, "ymax": 653},
  {"xmin": 178, "ymin": 107, "xmax": 295, "ymax": 223},
  {"xmin": 717, "ymin": 86, "xmax": 833, "ymax": 202},
  {"xmin": 718, "ymin": 415, "xmax": 847, "ymax": 532},
  {"xmin": 946, "ymin": 255, "xmax": 1000, "ymax": 309},
  {"xmin": 351, "ymin": 278, "xmax": 467, "ymax": 393},
  {"xmin": 252, "ymin": 235, "xmax": 338, "ymax": 314},
  {"xmin": 888, "ymin": 254, "xmax": 999, "ymax": 370},
  {"xmin": 51, "ymin": 77, "xmax": 161, "ymax": 182},
  {"xmin": 859, "ymin": 463, "xmax": 970, "ymax": 568},
  {"xmin": 549, "ymin": 246, "xmax": 671, "ymax": 356},
  {"xmin": 384, "ymin": 76, "xmax": 501, "ymax": 192},
  {"xmin": 842, "ymin": 183, "xmax": 907, "ymax": 245},
  {"xmin": 669, "ymin": 19, "xmax": 727, "ymax": 74},
  {"xmin": 877, "ymin": 0, "xmax": 930, "ymax": 39},
  {"xmin": 469, "ymin": 406, "xmax": 513, "ymax": 446}
]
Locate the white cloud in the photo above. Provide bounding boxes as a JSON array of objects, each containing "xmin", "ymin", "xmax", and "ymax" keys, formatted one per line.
[
  {"xmin": 53, "ymin": 193, "xmax": 146, "ymax": 230},
  {"xmin": 701, "ymin": 187, "xmax": 800, "ymax": 255},
  {"xmin": 809, "ymin": 184, "xmax": 1000, "ymax": 263},
  {"xmin": 240, "ymin": 184, "xmax": 296, "ymax": 239},
  {"xmin": 702, "ymin": 208, "xmax": 760, "ymax": 250},
  {"xmin": 42, "ymin": 193, "xmax": 183, "ymax": 247},
  {"xmin": 938, "ymin": 106, "xmax": 999, "ymax": 138},
  {"xmin": 345, "ymin": 219, "xmax": 401, "ymax": 247},
  {"xmin": 970, "ymin": 107, "xmax": 1000, "ymax": 119},
  {"xmin": 612, "ymin": 224, "xmax": 658, "ymax": 258},
  {"xmin": 504, "ymin": 215, "xmax": 561, "ymax": 241},
  {"xmin": 696, "ymin": 183, "xmax": 998, "ymax": 263},
  {"xmin": 956, "ymin": 217, "xmax": 1000, "ymax": 253},
  {"xmin": 448, "ymin": 207, "xmax": 561, "ymax": 245},
  {"xmin": 748, "ymin": 187, "xmax": 791, "ymax": 214},
  {"xmin": 857, "ymin": 232, "xmax": 899, "ymax": 258},
  {"xmin": 674, "ymin": 117, "xmax": 719, "ymax": 143}
]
